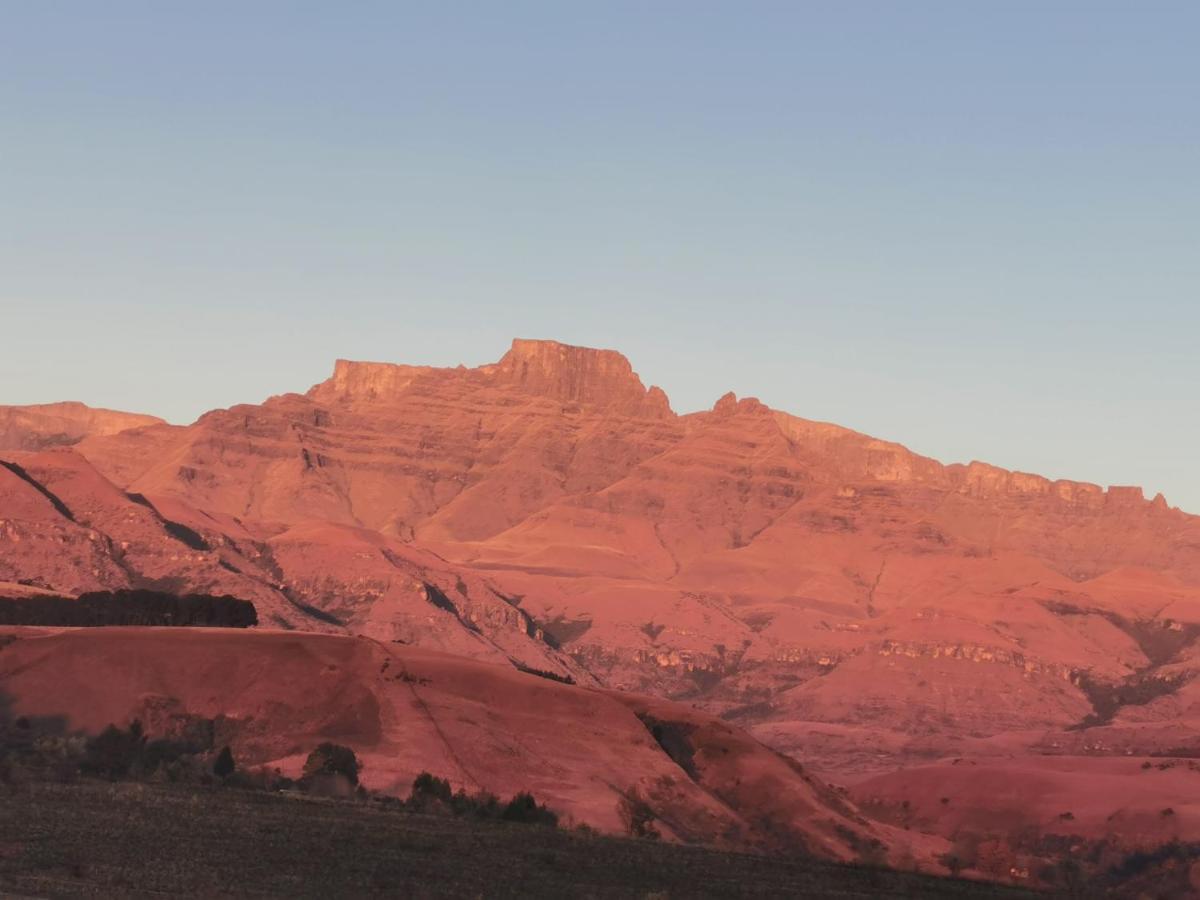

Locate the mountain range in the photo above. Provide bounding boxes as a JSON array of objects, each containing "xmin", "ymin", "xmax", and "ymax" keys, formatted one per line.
[{"xmin": 4, "ymin": 338, "xmax": 1199, "ymax": 880}]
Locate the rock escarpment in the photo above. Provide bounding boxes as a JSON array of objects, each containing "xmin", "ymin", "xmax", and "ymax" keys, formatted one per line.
[{"xmin": 4, "ymin": 338, "xmax": 1200, "ymax": 781}]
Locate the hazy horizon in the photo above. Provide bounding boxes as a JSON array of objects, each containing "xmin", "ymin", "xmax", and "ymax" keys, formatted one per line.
[{"xmin": 3, "ymin": 2, "xmax": 1197, "ymax": 511}]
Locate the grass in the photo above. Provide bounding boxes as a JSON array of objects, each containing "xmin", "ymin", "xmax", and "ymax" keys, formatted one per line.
[{"xmin": 0, "ymin": 781, "xmax": 1038, "ymax": 898}]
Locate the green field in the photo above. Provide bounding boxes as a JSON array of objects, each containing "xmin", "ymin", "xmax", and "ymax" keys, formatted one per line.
[{"xmin": 0, "ymin": 781, "xmax": 1037, "ymax": 898}]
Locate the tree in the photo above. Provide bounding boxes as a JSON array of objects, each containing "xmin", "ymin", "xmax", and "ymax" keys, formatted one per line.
[
  {"xmin": 302, "ymin": 743, "xmax": 360, "ymax": 785},
  {"xmin": 81, "ymin": 720, "xmax": 145, "ymax": 778},
  {"xmin": 412, "ymin": 771, "xmax": 452, "ymax": 801},
  {"xmin": 618, "ymin": 787, "xmax": 660, "ymax": 840},
  {"xmin": 213, "ymin": 746, "xmax": 235, "ymax": 778},
  {"xmin": 501, "ymin": 791, "xmax": 559, "ymax": 827},
  {"xmin": 408, "ymin": 772, "xmax": 454, "ymax": 811}
]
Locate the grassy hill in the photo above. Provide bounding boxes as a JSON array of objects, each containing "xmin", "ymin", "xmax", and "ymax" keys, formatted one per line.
[{"xmin": 0, "ymin": 781, "xmax": 1037, "ymax": 898}]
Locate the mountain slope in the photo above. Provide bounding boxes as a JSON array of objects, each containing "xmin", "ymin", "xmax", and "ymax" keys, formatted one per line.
[
  {"xmin": 6, "ymin": 339, "xmax": 1200, "ymax": 788},
  {"xmin": 0, "ymin": 625, "xmax": 929, "ymax": 864},
  {"xmin": 0, "ymin": 448, "xmax": 578, "ymax": 679}
]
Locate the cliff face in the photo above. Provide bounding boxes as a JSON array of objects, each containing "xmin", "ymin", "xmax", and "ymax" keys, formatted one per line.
[
  {"xmin": 308, "ymin": 339, "xmax": 673, "ymax": 418},
  {"xmin": 488, "ymin": 338, "xmax": 673, "ymax": 417},
  {"xmin": 5, "ymin": 338, "xmax": 1200, "ymax": 787},
  {"xmin": 307, "ymin": 359, "xmax": 435, "ymax": 405}
]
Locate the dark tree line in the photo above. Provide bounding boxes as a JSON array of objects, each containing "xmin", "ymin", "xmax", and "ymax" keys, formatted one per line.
[{"xmin": 0, "ymin": 589, "xmax": 258, "ymax": 627}]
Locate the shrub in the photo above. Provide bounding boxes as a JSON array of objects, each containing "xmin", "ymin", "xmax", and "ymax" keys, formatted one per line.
[
  {"xmin": 409, "ymin": 772, "xmax": 453, "ymax": 807},
  {"xmin": 942, "ymin": 853, "xmax": 965, "ymax": 877},
  {"xmin": 501, "ymin": 791, "xmax": 559, "ymax": 827},
  {"xmin": 213, "ymin": 746, "xmax": 236, "ymax": 778},
  {"xmin": 940, "ymin": 833, "xmax": 980, "ymax": 877},
  {"xmin": 618, "ymin": 787, "xmax": 660, "ymax": 840},
  {"xmin": 81, "ymin": 721, "xmax": 145, "ymax": 778},
  {"xmin": 140, "ymin": 738, "xmax": 197, "ymax": 774},
  {"xmin": 452, "ymin": 789, "xmax": 501, "ymax": 819},
  {"xmin": 303, "ymin": 743, "xmax": 360, "ymax": 785},
  {"xmin": 408, "ymin": 774, "xmax": 558, "ymax": 827}
]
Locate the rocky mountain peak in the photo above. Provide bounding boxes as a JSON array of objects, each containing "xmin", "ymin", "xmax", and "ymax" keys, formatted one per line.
[
  {"xmin": 307, "ymin": 359, "xmax": 437, "ymax": 405},
  {"xmin": 487, "ymin": 339, "xmax": 673, "ymax": 417}
]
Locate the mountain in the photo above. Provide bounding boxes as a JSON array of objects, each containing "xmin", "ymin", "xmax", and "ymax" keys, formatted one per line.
[
  {"xmin": 4, "ymin": 337, "xmax": 1200, "ymax": 874},
  {"xmin": 0, "ymin": 401, "xmax": 165, "ymax": 451},
  {"xmin": 0, "ymin": 447, "xmax": 579, "ymax": 679}
]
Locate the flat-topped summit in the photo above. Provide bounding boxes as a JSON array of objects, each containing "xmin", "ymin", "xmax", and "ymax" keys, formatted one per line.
[
  {"xmin": 309, "ymin": 339, "xmax": 673, "ymax": 417},
  {"xmin": 488, "ymin": 339, "xmax": 672, "ymax": 416},
  {"xmin": 307, "ymin": 359, "xmax": 435, "ymax": 404}
]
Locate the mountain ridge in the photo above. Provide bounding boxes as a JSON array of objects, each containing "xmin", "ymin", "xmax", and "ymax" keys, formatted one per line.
[
  {"xmin": 4, "ymin": 339, "xmax": 1180, "ymax": 513},
  {"xmin": 4, "ymin": 338, "xmax": 1200, "ymax": 883}
]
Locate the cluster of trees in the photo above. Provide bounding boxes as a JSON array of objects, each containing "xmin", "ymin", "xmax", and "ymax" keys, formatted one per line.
[
  {"xmin": 2, "ymin": 717, "xmax": 562, "ymax": 830},
  {"xmin": 0, "ymin": 716, "xmax": 232, "ymax": 786},
  {"xmin": 512, "ymin": 662, "xmax": 575, "ymax": 685},
  {"xmin": 0, "ymin": 589, "xmax": 258, "ymax": 627},
  {"xmin": 405, "ymin": 771, "xmax": 559, "ymax": 827}
]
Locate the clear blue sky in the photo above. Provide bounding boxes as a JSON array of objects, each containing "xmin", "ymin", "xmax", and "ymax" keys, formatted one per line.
[{"xmin": 2, "ymin": 2, "xmax": 1197, "ymax": 511}]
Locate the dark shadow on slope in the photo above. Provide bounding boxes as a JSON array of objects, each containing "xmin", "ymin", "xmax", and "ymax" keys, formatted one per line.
[
  {"xmin": 0, "ymin": 459, "xmax": 76, "ymax": 521},
  {"xmin": 422, "ymin": 583, "xmax": 481, "ymax": 633},
  {"xmin": 1042, "ymin": 600, "xmax": 1200, "ymax": 668},
  {"xmin": 537, "ymin": 615, "xmax": 593, "ymax": 648},
  {"xmin": 1043, "ymin": 600, "xmax": 1200, "ymax": 728},
  {"xmin": 125, "ymin": 492, "xmax": 211, "ymax": 551},
  {"xmin": 635, "ymin": 713, "xmax": 699, "ymax": 780},
  {"xmin": 1070, "ymin": 669, "xmax": 1191, "ymax": 729}
]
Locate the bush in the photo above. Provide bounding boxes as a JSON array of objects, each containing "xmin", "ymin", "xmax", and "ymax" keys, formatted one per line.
[
  {"xmin": 940, "ymin": 833, "xmax": 980, "ymax": 877},
  {"xmin": 408, "ymin": 773, "xmax": 558, "ymax": 827},
  {"xmin": 213, "ymin": 746, "xmax": 236, "ymax": 778},
  {"xmin": 140, "ymin": 738, "xmax": 198, "ymax": 774},
  {"xmin": 618, "ymin": 787, "xmax": 660, "ymax": 840},
  {"xmin": 81, "ymin": 721, "xmax": 146, "ymax": 778},
  {"xmin": 501, "ymin": 791, "xmax": 559, "ymax": 827},
  {"xmin": 409, "ymin": 772, "xmax": 453, "ymax": 807},
  {"xmin": 303, "ymin": 743, "xmax": 360, "ymax": 785},
  {"xmin": 452, "ymin": 789, "xmax": 501, "ymax": 819}
]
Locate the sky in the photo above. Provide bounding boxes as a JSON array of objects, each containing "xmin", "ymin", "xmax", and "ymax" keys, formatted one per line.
[{"xmin": 2, "ymin": 2, "xmax": 1197, "ymax": 511}]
